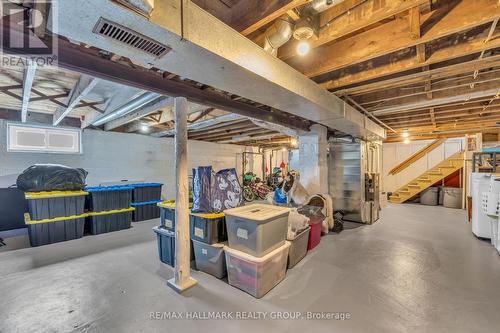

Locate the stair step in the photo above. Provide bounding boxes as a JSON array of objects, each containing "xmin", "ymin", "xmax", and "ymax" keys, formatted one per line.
[
  {"xmin": 408, "ymin": 184, "xmax": 421, "ymax": 188},
  {"xmin": 427, "ymin": 171, "xmax": 443, "ymax": 176},
  {"xmin": 418, "ymin": 178, "xmax": 432, "ymax": 182},
  {"xmin": 439, "ymin": 165, "xmax": 455, "ymax": 169}
]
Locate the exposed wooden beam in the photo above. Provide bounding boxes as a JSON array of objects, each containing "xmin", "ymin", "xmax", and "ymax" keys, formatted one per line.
[
  {"xmin": 319, "ymin": 0, "xmax": 367, "ymax": 26},
  {"xmin": 372, "ymin": 86, "xmax": 500, "ymax": 115},
  {"xmin": 287, "ymin": 8, "xmax": 300, "ymax": 21},
  {"xmin": 239, "ymin": 0, "xmax": 311, "ymax": 36},
  {"xmin": 379, "ymin": 102, "xmax": 500, "ymax": 121},
  {"xmin": 409, "ymin": 6, "xmax": 421, "ymax": 39},
  {"xmin": 280, "ymin": 0, "xmax": 426, "ymax": 59},
  {"xmin": 291, "ymin": 0, "xmax": 500, "ymax": 77},
  {"xmin": 344, "ymin": 95, "xmax": 397, "ymax": 133},
  {"xmin": 21, "ymin": 62, "xmax": 37, "ymax": 122},
  {"xmin": 387, "ymin": 118, "xmax": 500, "ymax": 132},
  {"xmin": 416, "ymin": 43, "xmax": 426, "ymax": 62},
  {"xmin": 368, "ymin": 78, "xmax": 500, "ymax": 114},
  {"xmin": 358, "ymin": 71, "xmax": 500, "ymax": 107},
  {"xmin": 334, "ymin": 55, "xmax": 500, "ymax": 96},
  {"xmin": 388, "ymin": 104, "xmax": 500, "ymax": 121},
  {"xmin": 322, "ymin": 37, "xmax": 500, "ymax": 90},
  {"xmin": 188, "ymin": 119, "xmax": 250, "ymax": 135},
  {"xmin": 153, "ymin": 114, "xmax": 245, "ymax": 137},
  {"xmin": 52, "ymin": 74, "xmax": 99, "ymax": 126},
  {"xmin": 188, "ymin": 122, "xmax": 258, "ymax": 139},
  {"xmin": 191, "ymin": 128, "xmax": 273, "ymax": 141},
  {"xmin": 104, "ymin": 97, "xmax": 174, "ymax": 131},
  {"xmin": 429, "ymin": 107, "xmax": 436, "ymax": 127}
]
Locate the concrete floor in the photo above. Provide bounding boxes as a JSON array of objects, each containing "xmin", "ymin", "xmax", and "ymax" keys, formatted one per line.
[{"xmin": 1, "ymin": 204, "xmax": 499, "ymax": 333}]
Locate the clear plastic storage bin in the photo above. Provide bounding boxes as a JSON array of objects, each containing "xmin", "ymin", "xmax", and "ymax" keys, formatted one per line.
[
  {"xmin": 192, "ymin": 240, "xmax": 226, "ymax": 278},
  {"xmin": 224, "ymin": 241, "xmax": 290, "ymax": 298},
  {"xmin": 287, "ymin": 227, "xmax": 310, "ymax": 268}
]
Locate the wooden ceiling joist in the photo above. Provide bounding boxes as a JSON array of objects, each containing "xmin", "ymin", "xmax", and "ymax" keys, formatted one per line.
[
  {"xmin": 357, "ymin": 70, "xmax": 500, "ymax": 107},
  {"xmin": 289, "ymin": 0, "xmax": 499, "ymax": 78},
  {"xmin": 378, "ymin": 101, "xmax": 500, "ymax": 122},
  {"xmin": 333, "ymin": 55, "xmax": 500, "ymax": 96},
  {"xmin": 369, "ymin": 80, "xmax": 500, "ymax": 115},
  {"xmin": 239, "ymin": 0, "xmax": 312, "ymax": 35},
  {"xmin": 279, "ymin": 0, "xmax": 426, "ymax": 60}
]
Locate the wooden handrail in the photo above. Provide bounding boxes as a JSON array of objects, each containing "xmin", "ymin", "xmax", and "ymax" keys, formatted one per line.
[{"xmin": 389, "ymin": 138, "xmax": 445, "ymax": 175}]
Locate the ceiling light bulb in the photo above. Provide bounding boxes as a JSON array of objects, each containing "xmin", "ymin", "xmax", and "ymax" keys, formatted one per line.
[
  {"xmin": 282, "ymin": 147, "xmax": 287, "ymax": 152},
  {"xmin": 297, "ymin": 41, "xmax": 310, "ymax": 56},
  {"xmin": 140, "ymin": 124, "xmax": 150, "ymax": 133},
  {"xmin": 402, "ymin": 131, "xmax": 409, "ymax": 138},
  {"xmin": 291, "ymin": 138, "xmax": 298, "ymax": 147},
  {"xmin": 404, "ymin": 138, "xmax": 410, "ymax": 144}
]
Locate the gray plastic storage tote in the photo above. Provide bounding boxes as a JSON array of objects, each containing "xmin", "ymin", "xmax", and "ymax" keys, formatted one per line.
[{"xmin": 224, "ymin": 204, "xmax": 290, "ymax": 257}]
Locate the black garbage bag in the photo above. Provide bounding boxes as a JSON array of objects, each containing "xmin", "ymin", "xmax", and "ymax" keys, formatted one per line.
[
  {"xmin": 192, "ymin": 166, "xmax": 214, "ymax": 213},
  {"xmin": 16, "ymin": 164, "xmax": 88, "ymax": 192},
  {"xmin": 212, "ymin": 168, "xmax": 243, "ymax": 212}
]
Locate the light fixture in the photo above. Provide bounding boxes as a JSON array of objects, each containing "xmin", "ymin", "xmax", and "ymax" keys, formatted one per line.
[
  {"xmin": 402, "ymin": 131, "xmax": 409, "ymax": 138},
  {"xmin": 293, "ymin": 15, "xmax": 315, "ymax": 56},
  {"xmin": 296, "ymin": 40, "xmax": 310, "ymax": 56},
  {"xmin": 404, "ymin": 138, "xmax": 410, "ymax": 144},
  {"xmin": 290, "ymin": 138, "xmax": 298, "ymax": 147},
  {"xmin": 140, "ymin": 124, "xmax": 150, "ymax": 133},
  {"xmin": 282, "ymin": 147, "xmax": 287, "ymax": 152}
]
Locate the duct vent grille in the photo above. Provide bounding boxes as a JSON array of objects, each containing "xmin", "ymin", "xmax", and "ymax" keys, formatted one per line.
[{"xmin": 93, "ymin": 18, "xmax": 170, "ymax": 58}]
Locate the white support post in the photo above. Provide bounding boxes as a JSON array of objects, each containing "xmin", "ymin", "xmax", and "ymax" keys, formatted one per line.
[
  {"xmin": 167, "ymin": 97, "xmax": 197, "ymax": 293},
  {"xmin": 21, "ymin": 62, "xmax": 37, "ymax": 123}
]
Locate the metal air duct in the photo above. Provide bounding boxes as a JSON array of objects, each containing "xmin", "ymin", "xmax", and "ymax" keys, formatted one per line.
[
  {"xmin": 92, "ymin": 91, "xmax": 159, "ymax": 126},
  {"xmin": 263, "ymin": 15, "xmax": 294, "ymax": 57},
  {"xmin": 304, "ymin": 0, "xmax": 347, "ymax": 13}
]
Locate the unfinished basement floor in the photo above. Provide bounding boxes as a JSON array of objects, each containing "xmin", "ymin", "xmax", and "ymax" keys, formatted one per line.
[{"xmin": 1, "ymin": 204, "xmax": 499, "ymax": 333}]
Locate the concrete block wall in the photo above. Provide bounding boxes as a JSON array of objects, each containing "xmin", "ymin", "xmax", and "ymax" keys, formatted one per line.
[{"xmin": 0, "ymin": 120, "xmax": 257, "ymax": 200}]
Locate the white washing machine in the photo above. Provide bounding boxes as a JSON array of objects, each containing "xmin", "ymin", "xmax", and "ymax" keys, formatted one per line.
[
  {"xmin": 485, "ymin": 177, "xmax": 500, "ymax": 252},
  {"xmin": 471, "ymin": 173, "xmax": 492, "ymax": 238}
]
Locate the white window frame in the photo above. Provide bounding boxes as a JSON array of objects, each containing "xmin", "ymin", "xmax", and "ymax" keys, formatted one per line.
[{"xmin": 6, "ymin": 123, "xmax": 83, "ymax": 155}]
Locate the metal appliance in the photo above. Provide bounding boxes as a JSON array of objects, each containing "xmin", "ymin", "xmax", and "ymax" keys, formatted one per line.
[{"xmin": 328, "ymin": 139, "xmax": 381, "ymax": 224}]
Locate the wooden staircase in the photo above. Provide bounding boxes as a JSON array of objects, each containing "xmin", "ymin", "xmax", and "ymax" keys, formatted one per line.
[{"xmin": 389, "ymin": 151, "xmax": 464, "ymax": 204}]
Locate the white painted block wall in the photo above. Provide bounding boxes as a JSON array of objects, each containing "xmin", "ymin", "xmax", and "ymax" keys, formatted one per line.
[
  {"xmin": 0, "ymin": 120, "xmax": 257, "ymax": 200},
  {"xmin": 382, "ymin": 138, "xmax": 464, "ymax": 193}
]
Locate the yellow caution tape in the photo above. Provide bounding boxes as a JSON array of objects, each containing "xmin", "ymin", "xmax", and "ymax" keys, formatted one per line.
[
  {"xmin": 24, "ymin": 212, "xmax": 89, "ymax": 225},
  {"xmin": 25, "ymin": 190, "xmax": 89, "ymax": 199},
  {"xmin": 87, "ymin": 207, "xmax": 135, "ymax": 216}
]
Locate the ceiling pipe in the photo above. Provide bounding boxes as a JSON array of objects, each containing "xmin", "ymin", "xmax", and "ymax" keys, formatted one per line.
[
  {"xmin": 304, "ymin": 0, "xmax": 347, "ymax": 13},
  {"xmin": 152, "ymin": 113, "xmax": 243, "ymax": 137},
  {"xmin": 263, "ymin": 15, "xmax": 294, "ymax": 57},
  {"xmin": 92, "ymin": 91, "xmax": 159, "ymax": 126}
]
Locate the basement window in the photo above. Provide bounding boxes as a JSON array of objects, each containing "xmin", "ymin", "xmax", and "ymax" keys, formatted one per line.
[{"xmin": 7, "ymin": 123, "xmax": 82, "ymax": 154}]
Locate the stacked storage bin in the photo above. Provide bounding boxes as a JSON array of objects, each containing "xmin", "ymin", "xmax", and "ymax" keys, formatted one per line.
[
  {"xmin": 190, "ymin": 211, "xmax": 227, "ymax": 278},
  {"xmin": 131, "ymin": 183, "xmax": 163, "ymax": 222},
  {"xmin": 154, "ymin": 201, "xmax": 227, "ymax": 276},
  {"xmin": 24, "ymin": 191, "xmax": 88, "ymax": 246},
  {"xmin": 224, "ymin": 204, "xmax": 291, "ymax": 298},
  {"xmin": 85, "ymin": 185, "xmax": 135, "ymax": 235},
  {"xmin": 155, "ymin": 201, "xmax": 182, "ymax": 267}
]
